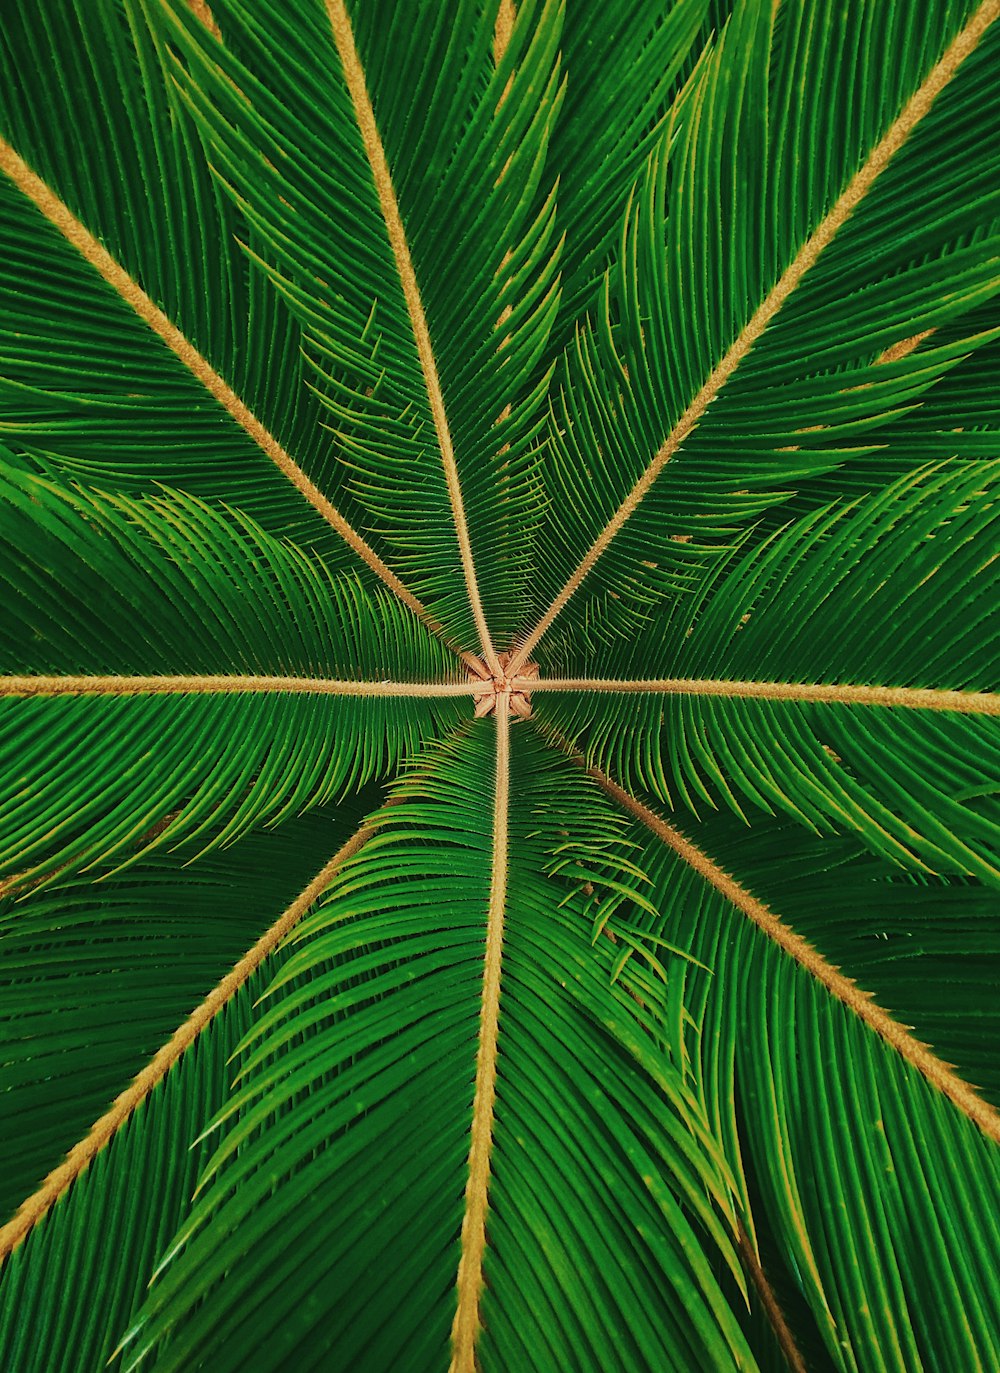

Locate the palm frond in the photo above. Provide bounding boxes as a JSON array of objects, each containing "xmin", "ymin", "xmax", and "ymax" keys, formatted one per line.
[
  {"xmin": 147, "ymin": 0, "xmax": 565, "ymax": 652},
  {"xmin": 520, "ymin": 0, "xmax": 1000, "ymax": 661},
  {"xmin": 0, "ymin": 805, "xmax": 361, "ymax": 1221},
  {"xmin": 531, "ymin": 463, "xmax": 1000, "ymax": 879},
  {"xmin": 0, "ymin": 469, "xmax": 463, "ymax": 884},
  {"xmin": 0, "ymin": 1, "xmax": 350, "ymax": 555},
  {"xmin": 119, "ymin": 727, "xmax": 755, "ymax": 1373},
  {"xmin": 598, "ymin": 798, "xmax": 1000, "ymax": 1369},
  {"xmin": 1, "ymin": 3, "xmax": 999, "ymax": 1369}
]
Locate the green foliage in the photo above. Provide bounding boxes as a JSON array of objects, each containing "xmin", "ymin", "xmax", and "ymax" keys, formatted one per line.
[{"xmin": 1, "ymin": 2, "xmax": 999, "ymax": 1370}]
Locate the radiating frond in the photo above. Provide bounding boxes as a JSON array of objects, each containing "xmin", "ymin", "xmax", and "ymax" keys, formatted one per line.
[
  {"xmin": 146, "ymin": 0, "xmax": 565, "ymax": 650},
  {"xmin": 602, "ymin": 803, "xmax": 1000, "ymax": 1370},
  {"xmin": 0, "ymin": 805, "xmax": 360, "ymax": 1222},
  {"xmin": 523, "ymin": 0, "xmax": 1000, "ymax": 658},
  {"xmin": 532, "ymin": 464, "xmax": 1000, "ymax": 879},
  {"xmin": 0, "ymin": 817, "xmax": 357, "ymax": 1371},
  {"xmin": 119, "ymin": 727, "xmax": 756, "ymax": 1373},
  {"xmin": 0, "ymin": 0, "xmax": 351, "ymax": 555},
  {"xmin": 0, "ymin": 469, "xmax": 463, "ymax": 885}
]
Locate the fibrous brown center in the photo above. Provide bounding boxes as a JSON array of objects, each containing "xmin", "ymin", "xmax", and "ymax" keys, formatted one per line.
[{"xmin": 470, "ymin": 651, "xmax": 538, "ymax": 719}]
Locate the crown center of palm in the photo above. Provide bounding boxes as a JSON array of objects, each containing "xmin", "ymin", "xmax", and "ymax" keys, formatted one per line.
[{"xmin": 470, "ymin": 651, "xmax": 538, "ymax": 719}]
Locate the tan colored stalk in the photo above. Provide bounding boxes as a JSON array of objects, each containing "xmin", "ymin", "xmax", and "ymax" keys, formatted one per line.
[
  {"xmin": 877, "ymin": 328, "xmax": 936, "ymax": 365},
  {"xmin": 325, "ymin": 0, "xmax": 502, "ymax": 680},
  {"xmin": 0, "ymin": 818, "xmax": 379, "ymax": 1260},
  {"xmin": 519, "ymin": 678, "xmax": 1000, "ymax": 715},
  {"xmin": 449, "ymin": 697, "xmax": 511, "ymax": 1371},
  {"xmin": 0, "ymin": 675, "xmax": 481, "ymax": 699},
  {"xmin": 508, "ymin": 0, "xmax": 1000, "ymax": 673},
  {"xmin": 540, "ymin": 724, "xmax": 1000, "ymax": 1145},
  {"xmin": 187, "ymin": 0, "xmax": 220, "ymax": 39},
  {"xmin": 0, "ymin": 138, "xmax": 483, "ymax": 678},
  {"xmin": 736, "ymin": 1222, "xmax": 807, "ymax": 1373},
  {"xmin": 494, "ymin": 0, "xmax": 516, "ymax": 61}
]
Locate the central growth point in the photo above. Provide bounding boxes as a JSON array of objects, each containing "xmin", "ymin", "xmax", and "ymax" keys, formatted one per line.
[{"xmin": 470, "ymin": 651, "xmax": 539, "ymax": 719}]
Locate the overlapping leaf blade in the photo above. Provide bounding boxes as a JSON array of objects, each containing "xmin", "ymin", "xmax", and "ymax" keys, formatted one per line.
[
  {"xmin": 149, "ymin": 0, "xmax": 565, "ymax": 647},
  {"xmin": 0, "ymin": 467, "xmax": 460, "ymax": 885},
  {"xmin": 0, "ymin": 0, "xmax": 346, "ymax": 551},
  {"xmin": 531, "ymin": 0, "xmax": 1000, "ymax": 648},
  {"xmin": 120, "ymin": 728, "xmax": 756, "ymax": 1373},
  {"xmin": 534, "ymin": 464, "xmax": 1000, "ymax": 879},
  {"xmin": 607, "ymin": 808, "xmax": 1000, "ymax": 1370}
]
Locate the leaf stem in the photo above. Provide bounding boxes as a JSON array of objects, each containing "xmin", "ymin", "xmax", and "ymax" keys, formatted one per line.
[
  {"xmin": 519, "ymin": 678, "xmax": 1000, "ymax": 714},
  {"xmin": 0, "ymin": 675, "xmax": 482, "ymax": 699},
  {"xmin": 450, "ymin": 696, "xmax": 511, "ymax": 1371},
  {"xmin": 736, "ymin": 1222, "xmax": 807, "ymax": 1373},
  {"xmin": 325, "ymin": 0, "xmax": 503, "ymax": 679}
]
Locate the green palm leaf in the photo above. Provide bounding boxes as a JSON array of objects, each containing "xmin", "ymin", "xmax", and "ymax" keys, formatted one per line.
[
  {"xmin": 1, "ymin": 2, "xmax": 999, "ymax": 1370},
  {"xmin": 606, "ymin": 806, "xmax": 1000, "ymax": 1368},
  {"xmin": 531, "ymin": 463, "xmax": 1000, "ymax": 878}
]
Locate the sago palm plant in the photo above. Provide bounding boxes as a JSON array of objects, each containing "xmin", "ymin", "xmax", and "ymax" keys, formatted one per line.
[{"xmin": 1, "ymin": 0, "xmax": 999, "ymax": 1368}]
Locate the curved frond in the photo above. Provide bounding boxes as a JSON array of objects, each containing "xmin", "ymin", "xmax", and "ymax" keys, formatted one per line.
[
  {"xmin": 0, "ymin": 1, "xmax": 355, "ymax": 556},
  {"xmin": 0, "ymin": 804, "xmax": 375, "ymax": 1368},
  {"xmin": 520, "ymin": 0, "xmax": 1000, "ymax": 661},
  {"xmin": 119, "ymin": 728, "xmax": 756, "ymax": 1373},
  {"xmin": 0, "ymin": 468, "xmax": 463, "ymax": 886},
  {"xmin": 147, "ymin": 0, "xmax": 565, "ymax": 651},
  {"xmin": 597, "ymin": 796, "xmax": 1000, "ymax": 1370},
  {"xmin": 0, "ymin": 806, "xmax": 359, "ymax": 1224},
  {"xmin": 532, "ymin": 464, "xmax": 1000, "ymax": 879}
]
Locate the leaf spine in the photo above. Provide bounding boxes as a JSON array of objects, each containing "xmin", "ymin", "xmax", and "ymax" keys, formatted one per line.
[
  {"xmin": 450, "ymin": 698, "xmax": 511, "ymax": 1370},
  {"xmin": 325, "ymin": 0, "xmax": 503, "ymax": 679}
]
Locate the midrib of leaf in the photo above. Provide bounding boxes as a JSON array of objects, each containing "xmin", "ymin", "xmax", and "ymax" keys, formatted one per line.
[
  {"xmin": 521, "ymin": 678, "xmax": 1000, "ymax": 715},
  {"xmin": 509, "ymin": 0, "xmax": 1000, "ymax": 673},
  {"xmin": 325, "ymin": 0, "xmax": 503, "ymax": 680},
  {"xmin": 450, "ymin": 697, "xmax": 510, "ymax": 1372},
  {"xmin": 538, "ymin": 720, "xmax": 1000, "ymax": 1146},
  {"xmin": 736, "ymin": 1221, "xmax": 807, "ymax": 1373},
  {"xmin": 494, "ymin": 0, "xmax": 516, "ymax": 61},
  {"xmin": 187, "ymin": 0, "xmax": 220, "ymax": 40},
  {"xmin": 0, "ymin": 675, "xmax": 480, "ymax": 699},
  {"xmin": 0, "ymin": 815, "xmax": 379, "ymax": 1261},
  {"xmin": 0, "ymin": 139, "xmax": 483, "ymax": 677}
]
